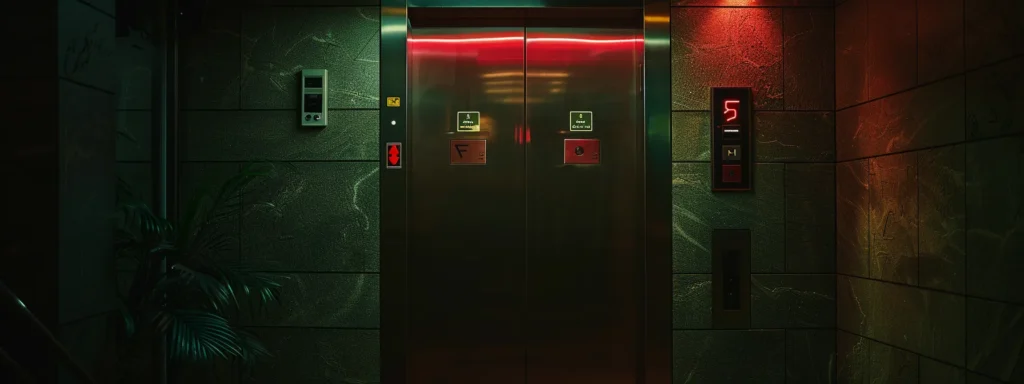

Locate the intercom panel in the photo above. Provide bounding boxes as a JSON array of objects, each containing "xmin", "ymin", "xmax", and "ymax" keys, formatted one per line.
[{"xmin": 301, "ymin": 69, "xmax": 328, "ymax": 127}]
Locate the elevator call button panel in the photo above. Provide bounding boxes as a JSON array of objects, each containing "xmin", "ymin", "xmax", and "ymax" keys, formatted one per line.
[
  {"xmin": 564, "ymin": 139, "xmax": 600, "ymax": 164},
  {"xmin": 569, "ymin": 111, "xmax": 593, "ymax": 131},
  {"xmin": 450, "ymin": 140, "xmax": 487, "ymax": 165},
  {"xmin": 711, "ymin": 87, "xmax": 753, "ymax": 191},
  {"xmin": 457, "ymin": 111, "xmax": 481, "ymax": 132}
]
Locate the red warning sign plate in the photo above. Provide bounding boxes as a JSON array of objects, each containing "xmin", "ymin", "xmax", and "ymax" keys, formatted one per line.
[
  {"xmin": 450, "ymin": 139, "xmax": 486, "ymax": 165},
  {"xmin": 564, "ymin": 138, "xmax": 600, "ymax": 164}
]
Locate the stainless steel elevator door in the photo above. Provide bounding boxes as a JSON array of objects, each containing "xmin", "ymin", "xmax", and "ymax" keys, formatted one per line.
[
  {"xmin": 407, "ymin": 27, "xmax": 528, "ymax": 384},
  {"xmin": 524, "ymin": 27, "xmax": 644, "ymax": 384},
  {"xmin": 407, "ymin": 23, "xmax": 644, "ymax": 383}
]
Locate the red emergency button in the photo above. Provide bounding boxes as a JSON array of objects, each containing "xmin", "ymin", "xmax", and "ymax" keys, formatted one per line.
[{"xmin": 722, "ymin": 164, "xmax": 742, "ymax": 183}]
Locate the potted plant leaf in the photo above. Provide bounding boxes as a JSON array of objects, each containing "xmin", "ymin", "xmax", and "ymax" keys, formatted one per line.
[{"xmin": 112, "ymin": 161, "xmax": 295, "ymax": 382}]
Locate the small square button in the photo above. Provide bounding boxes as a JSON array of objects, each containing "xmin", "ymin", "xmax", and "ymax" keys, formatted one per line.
[
  {"xmin": 722, "ymin": 165, "xmax": 742, "ymax": 183},
  {"xmin": 722, "ymin": 145, "xmax": 742, "ymax": 161}
]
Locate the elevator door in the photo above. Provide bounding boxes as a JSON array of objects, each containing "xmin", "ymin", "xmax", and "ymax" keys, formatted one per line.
[{"xmin": 408, "ymin": 23, "xmax": 643, "ymax": 383}]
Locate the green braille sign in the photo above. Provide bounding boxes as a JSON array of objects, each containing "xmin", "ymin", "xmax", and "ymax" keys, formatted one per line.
[
  {"xmin": 457, "ymin": 111, "xmax": 481, "ymax": 132},
  {"xmin": 569, "ymin": 111, "xmax": 593, "ymax": 131}
]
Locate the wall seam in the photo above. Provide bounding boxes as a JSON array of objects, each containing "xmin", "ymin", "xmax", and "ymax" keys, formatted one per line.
[
  {"xmin": 832, "ymin": 1, "xmax": 839, "ymax": 381},
  {"xmin": 916, "ymin": 152, "xmax": 920, "ymax": 288},
  {"xmin": 837, "ymin": 272, "xmax": 1023, "ymax": 307},
  {"xmin": 834, "ymin": 131, "xmax": 1024, "ymax": 163},
  {"xmin": 961, "ymin": 0, "xmax": 969, "ymax": 372},
  {"xmin": 834, "ymin": 329, "xmax": 1011, "ymax": 383},
  {"xmin": 834, "ymin": 53, "xmax": 1024, "ymax": 113},
  {"xmin": 914, "ymin": 0, "xmax": 919, "ymax": 86},
  {"xmin": 780, "ymin": 7, "xmax": 786, "ymax": 113},
  {"xmin": 238, "ymin": 8, "xmax": 244, "ymax": 112}
]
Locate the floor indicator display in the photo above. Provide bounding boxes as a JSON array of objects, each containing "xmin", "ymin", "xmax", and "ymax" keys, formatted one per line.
[
  {"xmin": 450, "ymin": 139, "xmax": 487, "ymax": 165},
  {"xmin": 569, "ymin": 111, "xmax": 593, "ymax": 131},
  {"xmin": 457, "ymin": 111, "xmax": 481, "ymax": 132},
  {"xmin": 711, "ymin": 87, "xmax": 753, "ymax": 191},
  {"xmin": 563, "ymin": 138, "xmax": 600, "ymax": 164}
]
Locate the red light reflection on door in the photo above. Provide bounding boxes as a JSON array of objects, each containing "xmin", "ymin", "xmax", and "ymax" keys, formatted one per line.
[
  {"xmin": 409, "ymin": 36, "xmax": 638, "ymax": 45},
  {"xmin": 408, "ymin": 33, "xmax": 642, "ymax": 67},
  {"xmin": 513, "ymin": 125, "xmax": 532, "ymax": 144},
  {"xmin": 723, "ymin": 99, "xmax": 739, "ymax": 122}
]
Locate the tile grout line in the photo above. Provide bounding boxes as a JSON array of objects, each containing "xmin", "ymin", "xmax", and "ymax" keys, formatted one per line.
[
  {"xmin": 236, "ymin": 10, "xmax": 244, "ymax": 384},
  {"xmin": 832, "ymin": 3, "xmax": 839, "ymax": 382},
  {"xmin": 864, "ymin": 0, "xmax": 872, "ymax": 286},
  {"xmin": 834, "ymin": 53, "xmax": 1024, "ymax": 112},
  {"xmin": 961, "ymin": 0, "xmax": 969, "ymax": 370},
  {"xmin": 915, "ymin": 0, "xmax": 920, "ymax": 87},
  {"xmin": 780, "ymin": 7, "xmax": 786, "ymax": 114},
  {"xmin": 836, "ymin": 272, "xmax": 1023, "ymax": 308},
  {"xmin": 834, "ymin": 131, "xmax": 1024, "ymax": 163},
  {"xmin": 835, "ymin": 329, "xmax": 1007, "ymax": 383}
]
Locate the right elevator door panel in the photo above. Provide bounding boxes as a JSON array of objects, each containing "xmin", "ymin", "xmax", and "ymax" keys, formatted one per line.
[{"xmin": 524, "ymin": 28, "xmax": 644, "ymax": 383}]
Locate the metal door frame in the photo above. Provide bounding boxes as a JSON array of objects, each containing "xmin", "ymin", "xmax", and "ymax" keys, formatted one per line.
[{"xmin": 378, "ymin": 1, "xmax": 671, "ymax": 382}]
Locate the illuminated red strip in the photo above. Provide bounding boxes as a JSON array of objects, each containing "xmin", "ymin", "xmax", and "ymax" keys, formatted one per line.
[{"xmin": 409, "ymin": 37, "xmax": 640, "ymax": 44}]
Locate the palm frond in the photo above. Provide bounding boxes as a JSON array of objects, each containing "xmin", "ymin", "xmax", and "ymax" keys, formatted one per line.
[
  {"xmin": 116, "ymin": 127, "xmax": 137, "ymax": 143},
  {"xmin": 117, "ymin": 200, "xmax": 173, "ymax": 239},
  {"xmin": 154, "ymin": 310, "xmax": 242, "ymax": 362},
  {"xmin": 235, "ymin": 329, "xmax": 272, "ymax": 366},
  {"xmin": 118, "ymin": 302, "xmax": 136, "ymax": 338},
  {"xmin": 179, "ymin": 162, "xmax": 296, "ymax": 262},
  {"xmin": 116, "ymin": 177, "xmax": 136, "ymax": 202},
  {"xmin": 186, "ymin": 258, "xmax": 286, "ymax": 312},
  {"xmin": 212, "ymin": 262, "xmax": 285, "ymax": 309},
  {"xmin": 158, "ymin": 264, "xmax": 234, "ymax": 311}
]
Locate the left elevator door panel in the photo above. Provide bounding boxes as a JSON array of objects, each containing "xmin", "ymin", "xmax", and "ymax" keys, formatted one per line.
[{"xmin": 407, "ymin": 27, "xmax": 528, "ymax": 383}]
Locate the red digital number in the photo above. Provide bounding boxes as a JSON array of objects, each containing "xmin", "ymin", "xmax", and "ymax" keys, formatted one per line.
[{"xmin": 724, "ymin": 99, "xmax": 739, "ymax": 122}]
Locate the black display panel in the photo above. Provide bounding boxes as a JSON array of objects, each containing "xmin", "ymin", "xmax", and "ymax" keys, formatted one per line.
[
  {"xmin": 304, "ymin": 77, "xmax": 324, "ymax": 88},
  {"xmin": 711, "ymin": 87, "xmax": 752, "ymax": 191},
  {"xmin": 303, "ymin": 94, "xmax": 322, "ymax": 113}
]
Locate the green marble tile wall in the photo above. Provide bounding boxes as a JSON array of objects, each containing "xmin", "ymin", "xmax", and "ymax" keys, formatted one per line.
[
  {"xmin": 669, "ymin": 3, "xmax": 837, "ymax": 383},
  {"xmin": 835, "ymin": 0, "xmax": 1024, "ymax": 382},
  {"xmin": 177, "ymin": 1, "xmax": 381, "ymax": 382},
  {"xmin": 57, "ymin": 0, "xmax": 122, "ymax": 381}
]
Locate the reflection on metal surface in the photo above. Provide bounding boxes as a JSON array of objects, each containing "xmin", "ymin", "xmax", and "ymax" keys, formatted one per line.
[
  {"xmin": 484, "ymin": 80, "xmax": 522, "ymax": 86},
  {"xmin": 407, "ymin": 0, "xmax": 640, "ymax": 7},
  {"xmin": 644, "ymin": 15, "xmax": 670, "ymax": 23},
  {"xmin": 409, "ymin": 36, "xmax": 639, "ymax": 44},
  {"xmin": 407, "ymin": 26, "xmax": 527, "ymax": 383},
  {"xmin": 525, "ymin": 26, "xmax": 643, "ymax": 382},
  {"xmin": 406, "ymin": 16, "xmax": 646, "ymax": 383},
  {"xmin": 481, "ymin": 71, "xmax": 570, "ymax": 79},
  {"xmin": 484, "ymin": 88, "xmax": 523, "ymax": 94},
  {"xmin": 643, "ymin": 0, "xmax": 673, "ymax": 381}
]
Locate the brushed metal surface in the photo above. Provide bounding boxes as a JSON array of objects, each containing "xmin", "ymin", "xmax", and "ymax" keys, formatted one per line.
[
  {"xmin": 524, "ymin": 26, "xmax": 644, "ymax": 383},
  {"xmin": 407, "ymin": 26, "xmax": 528, "ymax": 384},
  {"xmin": 404, "ymin": 11, "xmax": 648, "ymax": 383}
]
